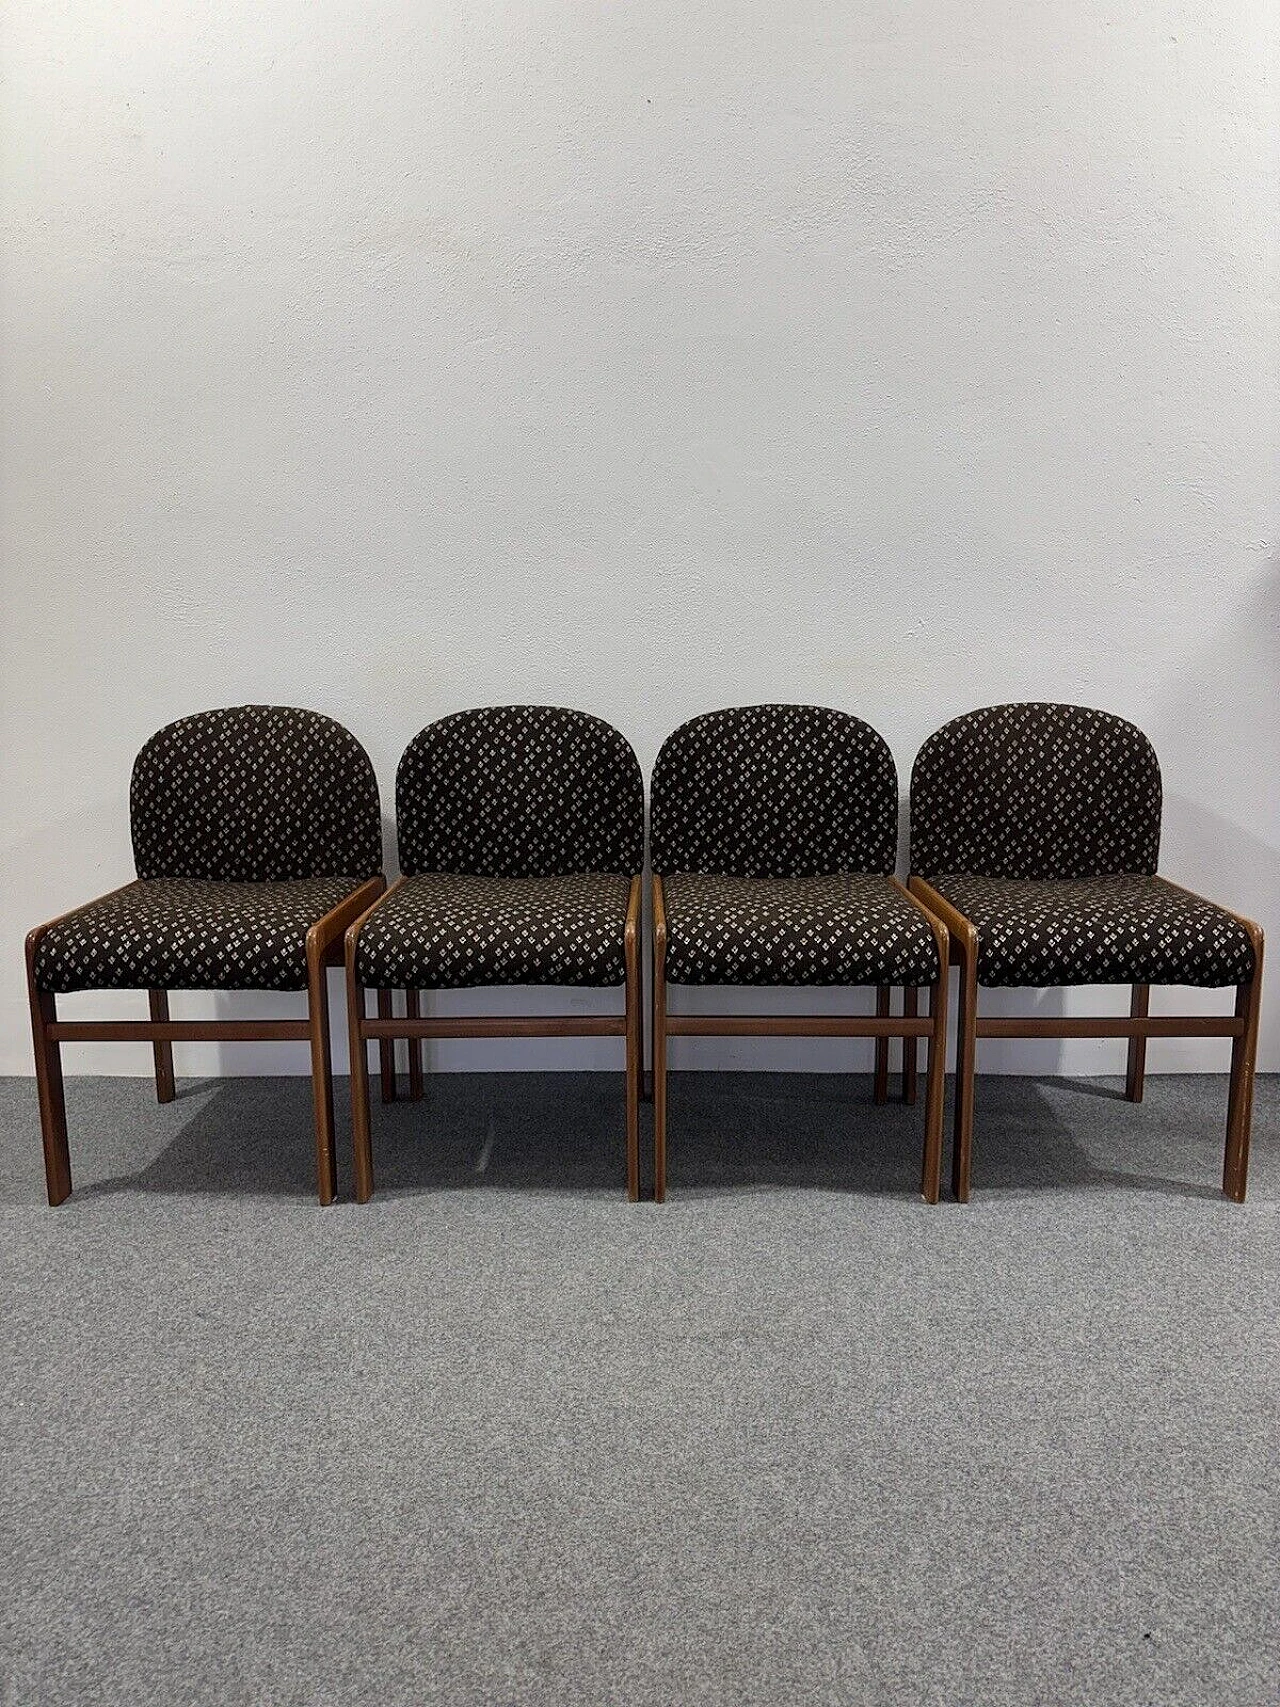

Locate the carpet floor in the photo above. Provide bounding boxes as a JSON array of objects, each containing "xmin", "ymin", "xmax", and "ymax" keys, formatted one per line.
[{"xmin": 1, "ymin": 1071, "xmax": 1276, "ymax": 1707}]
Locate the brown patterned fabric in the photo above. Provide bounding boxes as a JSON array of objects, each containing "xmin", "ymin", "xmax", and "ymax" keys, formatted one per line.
[
  {"xmin": 651, "ymin": 706, "xmax": 899, "ymax": 878},
  {"xmin": 930, "ymin": 874, "xmax": 1256, "ymax": 989},
  {"xmin": 662, "ymin": 874, "xmax": 940, "ymax": 987},
  {"xmin": 33, "ymin": 878, "xmax": 358, "ymax": 993},
  {"xmin": 355, "ymin": 874, "xmax": 632, "ymax": 989},
  {"xmin": 131, "ymin": 706, "xmax": 382, "ymax": 882},
  {"xmin": 910, "ymin": 703, "xmax": 1161, "ymax": 881},
  {"xmin": 396, "ymin": 707, "xmax": 644, "ymax": 879}
]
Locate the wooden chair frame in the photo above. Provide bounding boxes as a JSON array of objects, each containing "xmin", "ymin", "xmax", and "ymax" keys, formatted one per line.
[
  {"xmin": 344, "ymin": 875, "xmax": 644, "ymax": 1202},
  {"xmin": 907, "ymin": 876, "xmax": 1264, "ymax": 1203},
  {"xmin": 26, "ymin": 876, "xmax": 386, "ymax": 1207},
  {"xmin": 651, "ymin": 875, "xmax": 951, "ymax": 1204}
]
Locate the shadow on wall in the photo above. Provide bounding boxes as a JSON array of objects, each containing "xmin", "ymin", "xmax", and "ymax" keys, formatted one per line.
[{"xmin": 1152, "ymin": 560, "xmax": 1279, "ymax": 1069}]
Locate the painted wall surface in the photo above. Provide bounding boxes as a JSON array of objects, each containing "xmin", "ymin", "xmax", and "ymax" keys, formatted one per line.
[{"xmin": 2, "ymin": 2, "xmax": 1276, "ymax": 1079}]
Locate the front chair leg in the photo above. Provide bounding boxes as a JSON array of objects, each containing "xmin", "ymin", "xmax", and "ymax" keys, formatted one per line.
[
  {"xmin": 624, "ymin": 909, "xmax": 641, "ymax": 1202},
  {"xmin": 346, "ymin": 956, "xmax": 375, "ymax": 1204},
  {"xmin": 27, "ymin": 967, "xmax": 72, "ymax": 1206},
  {"xmin": 1223, "ymin": 932, "xmax": 1264, "ymax": 1202},
  {"xmin": 1125, "ymin": 983, "xmax": 1149, "ymax": 1101},
  {"xmin": 952, "ymin": 954, "xmax": 978, "ymax": 1202},
  {"xmin": 306, "ymin": 954, "xmax": 338, "ymax": 1206},
  {"xmin": 873, "ymin": 986, "xmax": 890, "ymax": 1103},
  {"xmin": 920, "ymin": 952, "xmax": 949, "ymax": 1203},
  {"xmin": 902, "ymin": 986, "xmax": 919, "ymax": 1105},
  {"xmin": 148, "ymin": 990, "xmax": 176, "ymax": 1103},
  {"xmin": 652, "ymin": 882, "xmax": 669, "ymax": 1204}
]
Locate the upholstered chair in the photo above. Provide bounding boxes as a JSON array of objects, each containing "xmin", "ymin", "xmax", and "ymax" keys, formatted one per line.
[
  {"xmin": 649, "ymin": 705, "xmax": 949, "ymax": 1202},
  {"xmin": 344, "ymin": 707, "xmax": 645, "ymax": 1200},
  {"xmin": 908, "ymin": 703, "xmax": 1264, "ymax": 1201},
  {"xmin": 26, "ymin": 706, "xmax": 385, "ymax": 1204}
]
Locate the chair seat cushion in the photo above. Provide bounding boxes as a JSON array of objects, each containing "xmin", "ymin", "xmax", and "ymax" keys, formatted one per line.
[
  {"xmin": 33, "ymin": 877, "xmax": 361, "ymax": 994},
  {"xmin": 661, "ymin": 873, "xmax": 941, "ymax": 987},
  {"xmin": 354, "ymin": 873, "xmax": 632, "ymax": 989},
  {"xmin": 930, "ymin": 873, "xmax": 1257, "ymax": 988}
]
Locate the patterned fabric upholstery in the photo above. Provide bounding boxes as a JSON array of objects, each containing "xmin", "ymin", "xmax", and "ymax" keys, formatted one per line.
[
  {"xmin": 930, "ymin": 874, "xmax": 1256, "ymax": 989},
  {"xmin": 32, "ymin": 878, "xmax": 358, "ymax": 993},
  {"xmin": 662, "ymin": 874, "xmax": 940, "ymax": 987},
  {"xmin": 131, "ymin": 706, "xmax": 382, "ymax": 882},
  {"xmin": 650, "ymin": 706, "xmax": 898, "ymax": 877},
  {"xmin": 396, "ymin": 707, "xmax": 644, "ymax": 879},
  {"xmin": 910, "ymin": 703, "xmax": 1161, "ymax": 880},
  {"xmin": 355, "ymin": 874, "xmax": 632, "ymax": 989}
]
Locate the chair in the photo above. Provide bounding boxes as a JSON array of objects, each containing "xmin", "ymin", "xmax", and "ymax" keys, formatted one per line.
[
  {"xmin": 649, "ymin": 705, "xmax": 949, "ymax": 1202},
  {"xmin": 26, "ymin": 706, "xmax": 385, "ymax": 1205},
  {"xmin": 344, "ymin": 706, "xmax": 645, "ymax": 1200},
  {"xmin": 907, "ymin": 703, "xmax": 1264, "ymax": 1201}
]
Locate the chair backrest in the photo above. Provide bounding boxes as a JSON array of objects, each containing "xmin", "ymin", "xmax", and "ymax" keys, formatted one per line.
[
  {"xmin": 649, "ymin": 704, "xmax": 899, "ymax": 877},
  {"xmin": 396, "ymin": 706, "xmax": 645, "ymax": 877},
  {"xmin": 910, "ymin": 702, "xmax": 1162, "ymax": 880},
  {"xmin": 131, "ymin": 705, "xmax": 382, "ymax": 882}
]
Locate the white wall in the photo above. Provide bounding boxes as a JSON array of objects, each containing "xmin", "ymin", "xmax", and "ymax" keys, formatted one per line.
[{"xmin": 2, "ymin": 1, "xmax": 1276, "ymax": 1080}]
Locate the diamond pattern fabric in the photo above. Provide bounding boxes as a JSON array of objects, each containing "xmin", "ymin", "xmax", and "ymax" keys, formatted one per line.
[
  {"xmin": 355, "ymin": 874, "xmax": 632, "ymax": 989},
  {"xmin": 930, "ymin": 874, "xmax": 1256, "ymax": 988},
  {"xmin": 661, "ymin": 873, "xmax": 940, "ymax": 987},
  {"xmin": 650, "ymin": 705, "xmax": 899, "ymax": 878},
  {"xmin": 131, "ymin": 706, "xmax": 382, "ymax": 883},
  {"xmin": 32, "ymin": 878, "xmax": 359, "ymax": 993},
  {"xmin": 909, "ymin": 703, "xmax": 1161, "ymax": 881},
  {"xmin": 396, "ymin": 707, "xmax": 644, "ymax": 879}
]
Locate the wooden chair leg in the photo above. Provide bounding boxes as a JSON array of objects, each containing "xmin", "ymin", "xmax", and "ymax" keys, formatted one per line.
[
  {"xmin": 406, "ymin": 989, "xmax": 424, "ymax": 1101},
  {"xmin": 348, "ymin": 967, "xmax": 375, "ymax": 1203},
  {"xmin": 952, "ymin": 954, "xmax": 978, "ymax": 1202},
  {"xmin": 873, "ymin": 986, "xmax": 890, "ymax": 1103},
  {"xmin": 624, "ymin": 928, "xmax": 640, "ymax": 1202},
  {"xmin": 306, "ymin": 956, "xmax": 338, "ymax": 1206},
  {"xmin": 1125, "ymin": 983, "xmax": 1149, "ymax": 1101},
  {"xmin": 920, "ymin": 953, "xmax": 948, "ymax": 1203},
  {"xmin": 653, "ymin": 946, "xmax": 668, "ymax": 1204},
  {"xmin": 902, "ymin": 985, "xmax": 919, "ymax": 1105},
  {"xmin": 28, "ymin": 974, "xmax": 72, "ymax": 1206},
  {"xmin": 148, "ymin": 990, "xmax": 176, "ymax": 1103},
  {"xmin": 1224, "ymin": 940, "xmax": 1263, "ymax": 1202},
  {"xmin": 377, "ymin": 988, "xmax": 396, "ymax": 1102}
]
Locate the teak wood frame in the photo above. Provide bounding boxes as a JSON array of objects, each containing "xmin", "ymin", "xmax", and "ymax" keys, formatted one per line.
[
  {"xmin": 906, "ymin": 875, "xmax": 1265, "ymax": 1204},
  {"xmin": 650, "ymin": 875, "xmax": 951, "ymax": 1204},
  {"xmin": 344, "ymin": 875, "xmax": 644, "ymax": 1203},
  {"xmin": 26, "ymin": 875, "xmax": 387, "ymax": 1208}
]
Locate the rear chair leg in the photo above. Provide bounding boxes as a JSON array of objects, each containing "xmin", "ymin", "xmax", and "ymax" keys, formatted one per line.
[
  {"xmin": 902, "ymin": 985, "xmax": 919, "ymax": 1105},
  {"xmin": 148, "ymin": 990, "xmax": 176, "ymax": 1103},
  {"xmin": 377, "ymin": 988, "xmax": 397, "ymax": 1102},
  {"xmin": 873, "ymin": 986, "xmax": 890, "ymax": 1104},
  {"xmin": 1224, "ymin": 935, "xmax": 1264, "ymax": 1202},
  {"xmin": 26, "ymin": 944, "xmax": 71, "ymax": 1205},
  {"xmin": 1125, "ymin": 983, "xmax": 1149, "ymax": 1102},
  {"xmin": 406, "ymin": 989, "xmax": 424, "ymax": 1101}
]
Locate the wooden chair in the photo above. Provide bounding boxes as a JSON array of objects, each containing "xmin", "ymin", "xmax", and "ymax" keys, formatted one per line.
[
  {"xmin": 344, "ymin": 706, "xmax": 645, "ymax": 1200},
  {"xmin": 649, "ymin": 705, "xmax": 949, "ymax": 1202},
  {"xmin": 906, "ymin": 702, "xmax": 1264, "ymax": 1201},
  {"xmin": 26, "ymin": 706, "xmax": 385, "ymax": 1205}
]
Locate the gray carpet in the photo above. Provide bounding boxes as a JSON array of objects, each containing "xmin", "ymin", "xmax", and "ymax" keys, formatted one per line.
[{"xmin": 1, "ymin": 1071, "xmax": 1277, "ymax": 1707}]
